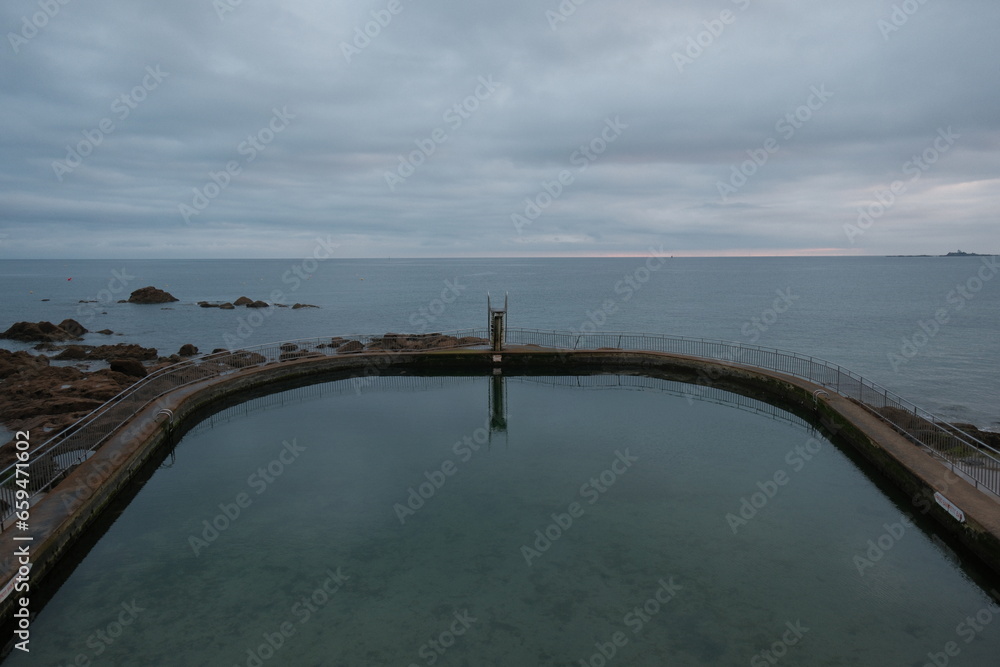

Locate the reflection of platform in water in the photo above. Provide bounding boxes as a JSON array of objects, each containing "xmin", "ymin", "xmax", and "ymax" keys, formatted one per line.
[{"xmin": 489, "ymin": 375, "xmax": 508, "ymax": 436}]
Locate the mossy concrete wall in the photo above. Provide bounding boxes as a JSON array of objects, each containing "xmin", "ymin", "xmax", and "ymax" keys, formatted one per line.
[{"xmin": 2, "ymin": 347, "xmax": 998, "ymax": 629}]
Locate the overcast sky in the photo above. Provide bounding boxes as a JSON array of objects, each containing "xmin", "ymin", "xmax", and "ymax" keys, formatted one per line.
[{"xmin": 1, "ymin": 0, "xmax": 997, "ymax": 258}]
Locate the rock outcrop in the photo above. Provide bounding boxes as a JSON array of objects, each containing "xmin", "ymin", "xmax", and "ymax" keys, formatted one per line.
[
  {"xmin": 364, "ymin": 333, "xmax": 487, "ymax": 351},
  {"xmin": 109, "ymin": 359, "xmax": 148, "ymax": 378},
  {"xmin": 57, "ymin": 319, "xmax": 88, "ymax": 337},
  {"xmin": 0, "ymin": 349, "xmax": 147, "ymax": 465},
  {"xmin": 0, "ymin": 349, "xmax": 49, "ymax": 379},
  {"xmin": 53, "ymin": 346, "xmax": 89, "ymax": 361},
  {"xmin": 128, "ymin": 286, "xmax": 178, "ymax": 304},
  {"xmin": 337, "ymin": 340, "xmax": 364, "ymax": 353},
  {"xmin": 1, "ymin": 320, "xmax": 83, "ymax": 343},
  {"xmin": 37, "ymin": 342, "xmax": 158, "ymax": 361},
  {"xmin": 0, "ymin": 331, "xmax": 487, "ymax": 469}
]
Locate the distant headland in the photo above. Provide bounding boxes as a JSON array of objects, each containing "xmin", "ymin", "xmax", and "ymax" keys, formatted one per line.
[{"xmin": 887, "ymin": 250, "xmax": 994, "ymax": 258}]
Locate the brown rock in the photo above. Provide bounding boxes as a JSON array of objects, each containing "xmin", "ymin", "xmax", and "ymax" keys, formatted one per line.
[
  {"xmin": 338, "ymin": 340, "xmax": 364, "ymax": 353},
  {"xmin": 222, "ymin": 350, "xmax": 268, "ymax": 368},
  {"xmin": 1, "ymin": 320, "xmax": 82, "ymax": 342},
  {"xmin": 108, "ymin": 358, "xmax": 147, "ymax": 378},
  {"xmin": 178, "ymin": 344, "xmax": 199, "ymax": 356},
  {"xmin": 57, "ymin": 319, "xmax": 88, "ymax": 337},
  {"xmin": 247, "ymin": 300, "xmax": 269, "ymax": 308},
  {"xmin": 457, "ymin": 336, "xmax": 489, "ymax": 346},
  {"xmin": 0, "ymin": 349, "xmax": 50, "ymax": 379},
  {"xmin": 292, "ymin": 303, "xmax": 319, "ymax": 309},
  {"xmin": 88, "ymin": 344, "xmax": 159, "ymax": 361},
  {"xmin": 127, "ymin": 286, "xmax": 178, "ymax": 304},
  {"xmin": 54, "ymin": 346, "xmax": 89, "ymax": 361},
  {"xmin": 233, "ymin": 296, "xmax": 254, "ymax": 306},
  {"xmin": 4, "ymin": 396, "xmax": 104, "ymax": 420},
  {"xmin": 219, "ymin": 302, "xmax": 235, "ymax": 310}
]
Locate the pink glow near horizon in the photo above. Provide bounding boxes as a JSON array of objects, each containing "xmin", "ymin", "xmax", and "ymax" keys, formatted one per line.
[{"xmin": 493, "ymin": 248, "xmax": 867, "ymax": 259}]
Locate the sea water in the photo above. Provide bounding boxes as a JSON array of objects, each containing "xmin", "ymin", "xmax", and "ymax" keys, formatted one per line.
[{"xmin": 0, "ymin": 256, "xmax": 998, "ymax": 429}]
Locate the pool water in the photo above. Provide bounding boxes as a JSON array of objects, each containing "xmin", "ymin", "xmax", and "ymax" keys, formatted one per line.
[{"xmin": 6, "ymin": 375, "xmax": 999, "ymax": 666}]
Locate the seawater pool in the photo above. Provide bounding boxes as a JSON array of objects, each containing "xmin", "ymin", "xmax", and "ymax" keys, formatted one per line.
[{"xmin": 5, "ymin": 374, "xmax": 999, "ymax": 666}]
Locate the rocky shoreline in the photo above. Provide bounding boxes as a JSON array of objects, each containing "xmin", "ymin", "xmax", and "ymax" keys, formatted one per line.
[
  {"xmin": 0, "ymin": 284, "xmax": 323, "ymax": 462},
  {"xmin": 0, "ymin": 322, "xmax": 488, "ymax": 468},
  {"xmin": 0, "ymin": 339, "xmax": 199, "ymax": 468},
  {"xmin": 1, "ymin": 287, "xmax": 996, "ymax": 474}
]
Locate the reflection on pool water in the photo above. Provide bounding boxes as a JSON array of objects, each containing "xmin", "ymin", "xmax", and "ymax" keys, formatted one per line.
[{"xmin": 6, "ymin": 375, "xmax": 999, "ymax": 666}]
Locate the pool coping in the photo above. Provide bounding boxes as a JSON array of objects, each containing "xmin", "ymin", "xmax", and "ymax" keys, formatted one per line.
[{"xmin": 2, "ymin": 347, "xmax": 998, "ymax": 632}]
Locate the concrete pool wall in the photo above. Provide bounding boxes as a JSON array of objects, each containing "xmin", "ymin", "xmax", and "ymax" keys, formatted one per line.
[{"xmin": 2, "ymin": 347, "xmax": 999, "ymax": 630}]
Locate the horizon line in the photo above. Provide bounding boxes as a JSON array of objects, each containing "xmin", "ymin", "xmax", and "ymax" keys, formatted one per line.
[{"xmin": 0, "ymin": 252, "xmax": 993, "ymax": 261}]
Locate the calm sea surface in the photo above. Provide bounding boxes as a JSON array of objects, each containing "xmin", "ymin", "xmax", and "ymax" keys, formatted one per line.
[{"xmin": 0, "ymin": 257, "xmax": 998, "ymax": 429}]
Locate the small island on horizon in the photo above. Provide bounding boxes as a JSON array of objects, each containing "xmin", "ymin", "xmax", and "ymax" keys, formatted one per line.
[{"xmin": 887, "ymin": 249, "xmax": 994, "ymax": 258}]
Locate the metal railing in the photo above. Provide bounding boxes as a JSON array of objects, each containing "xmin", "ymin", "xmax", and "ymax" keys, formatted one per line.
[
  {"xmin": 2, "ymin": 328, "xmax": 997, "ymax": 528},
  {"xmin": 0, "ymin": 330, "xmax": 487, "ymax": 526},
  {"xmin": 506, "ymin": 328, "xmax": 1000, "ymax": 495}
]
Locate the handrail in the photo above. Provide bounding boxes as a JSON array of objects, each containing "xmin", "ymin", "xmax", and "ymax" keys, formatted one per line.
[
  {"xmin": 2, "ymin": 327, "xmax": 996, "ymax": 529},
  {"xmin": 0, "ymin": 330, "xmax": 487, "ymax": 527},
  {"xmin": 504, "ymin": 328, "xmax": 1000, "ymax": 495}
]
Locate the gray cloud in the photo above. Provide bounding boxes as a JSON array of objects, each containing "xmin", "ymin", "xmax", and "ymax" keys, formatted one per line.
[{"xmin": 1, "ymin": 0, "xmax": 997, "ymax": 258}]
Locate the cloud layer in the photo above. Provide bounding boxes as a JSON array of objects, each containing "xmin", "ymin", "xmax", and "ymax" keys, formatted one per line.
[{"xmin": 2, "ymin": 0, "xmax": 997, "ymax": 258}]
